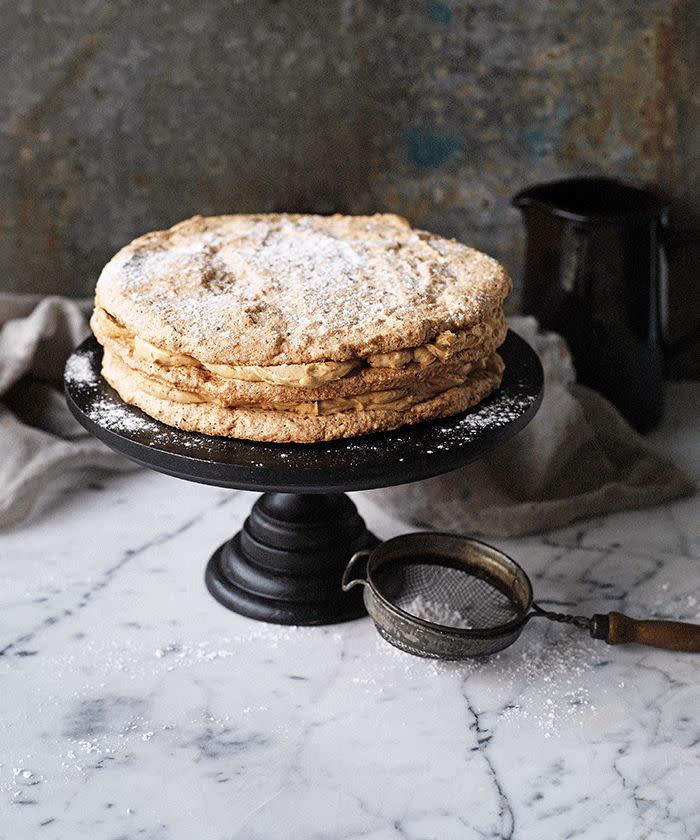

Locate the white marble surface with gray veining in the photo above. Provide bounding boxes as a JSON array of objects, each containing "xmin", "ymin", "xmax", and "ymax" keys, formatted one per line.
[{"xmin": 1, "ymin": 384, "xmax": 698, "ymax": 840}]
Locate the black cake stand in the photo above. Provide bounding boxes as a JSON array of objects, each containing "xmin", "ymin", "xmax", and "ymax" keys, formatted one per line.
[{"xmin": 65, "ymin": 331, "xmax": 543, "ymax": 626}]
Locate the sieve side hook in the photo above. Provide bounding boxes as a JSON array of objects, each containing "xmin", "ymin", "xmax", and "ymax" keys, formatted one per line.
[
  {"xmin": 342, "ymin": 549, "xmax": 373, "ymax": 591},
  {"xmin": 528, "ymin": 602, "xmax": 593, "ymax": 632}
]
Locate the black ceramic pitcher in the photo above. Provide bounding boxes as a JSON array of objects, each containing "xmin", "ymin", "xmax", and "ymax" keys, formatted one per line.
[{"xmin": 512, "ymin": 177, "xmax": 669, "ymax": 432}]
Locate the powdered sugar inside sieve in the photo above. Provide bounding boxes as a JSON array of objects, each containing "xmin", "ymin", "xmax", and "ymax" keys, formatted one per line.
[{"xmin": 371, "ymin": 559, "xmax": 524, "ymax": 631}]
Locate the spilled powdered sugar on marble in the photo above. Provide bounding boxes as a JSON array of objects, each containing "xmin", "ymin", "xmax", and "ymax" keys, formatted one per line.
[{"xmin": 2, "ymin": 398, "xmax": 700, "ymax": 840}]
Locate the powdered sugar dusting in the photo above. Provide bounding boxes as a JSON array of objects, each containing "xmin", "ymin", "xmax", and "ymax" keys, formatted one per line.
[
  {"xmin": 97, "ymin": 214, "xmax": 508, "ymax": 363},
  {"xmin": 64, "ymin": 350, "xmax": 97, "ymax": 386},
  {"xmin": 87, "ymin": 396, "xmax": 162, "ymax": 435},
  {"xmin": 85, "ymin": 392, "xmax": 214, "ymax": 452}
]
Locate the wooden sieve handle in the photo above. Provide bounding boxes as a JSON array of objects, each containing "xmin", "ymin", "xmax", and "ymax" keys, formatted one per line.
[{"xmin": 591, "ymin": 611, "xmax": 700, "ymax": 652}]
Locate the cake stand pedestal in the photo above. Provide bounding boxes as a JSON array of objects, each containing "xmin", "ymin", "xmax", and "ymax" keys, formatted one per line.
[{"xmin": 65, "ymin": 331, "xmax": 543, "ymax": 625}]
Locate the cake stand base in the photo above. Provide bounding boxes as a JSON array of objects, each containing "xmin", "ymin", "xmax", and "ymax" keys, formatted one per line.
[{"xmin": 205, "ymin": 492, "xmax": 377, "ymax": 625}]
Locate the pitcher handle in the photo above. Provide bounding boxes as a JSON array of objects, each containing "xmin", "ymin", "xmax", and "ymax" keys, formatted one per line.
[
  {"xmin": 658, "ymin": 210, "xmax": 670, "ymax": 345},
  {"xmin": 658, "ymin": 214, "xmax": 700, "ymax": 356}
]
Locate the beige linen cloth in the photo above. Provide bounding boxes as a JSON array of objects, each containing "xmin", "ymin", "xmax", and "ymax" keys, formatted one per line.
[
  {"xmin": 0, "ymin": 294, "xmax": 134, "ymax": 527},
  {"xmin": 369, "ymin": 317, "xmax": 694, "ymax": 535},
  {"xmin": 0, "ymin": 294, "xmax": 693, "ymax": 532}
]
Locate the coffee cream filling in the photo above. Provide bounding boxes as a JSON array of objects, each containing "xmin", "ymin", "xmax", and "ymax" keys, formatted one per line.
[
  {"xmin": 123, "ymin": 362, "xmax": 482, "ymax": 416},
  {"xmin": 93, "ymin": 306, "xmax": 495, "ymax": 388},
  {"xmin": 103, "ymin": 345, "xmax": 491, "ymax": 417}
]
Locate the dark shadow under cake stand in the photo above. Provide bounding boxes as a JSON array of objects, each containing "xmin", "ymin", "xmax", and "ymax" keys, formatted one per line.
[{"xmin": 65, "ymin": 331, "xmax": 543, "ymax": 626}]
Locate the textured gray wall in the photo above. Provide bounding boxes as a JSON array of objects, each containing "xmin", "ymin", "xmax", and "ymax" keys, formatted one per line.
[{"xmin": 1, "ymin": 0, "xmax": 697, "ymax": 364}]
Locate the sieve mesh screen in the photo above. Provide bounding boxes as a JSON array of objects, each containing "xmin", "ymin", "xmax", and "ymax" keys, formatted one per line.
[{"xmin": 372, "ymin": 560, "xmax": 524, "ymax": 630}]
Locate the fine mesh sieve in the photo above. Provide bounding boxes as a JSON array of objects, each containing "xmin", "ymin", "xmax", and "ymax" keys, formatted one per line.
[{"xmin": 342, "ymin": 533, "xmax": 700, "ymax": 660}]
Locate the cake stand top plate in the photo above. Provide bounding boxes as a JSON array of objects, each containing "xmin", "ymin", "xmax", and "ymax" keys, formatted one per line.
[{"xmin": 64, "ymin": 330, "xmax": 543, "ymax": 493}]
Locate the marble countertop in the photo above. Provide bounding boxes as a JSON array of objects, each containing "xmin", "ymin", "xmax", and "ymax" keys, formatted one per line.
[{"xmin": 1, "ymin": 384, "xmax": 699, "ymax": 840}]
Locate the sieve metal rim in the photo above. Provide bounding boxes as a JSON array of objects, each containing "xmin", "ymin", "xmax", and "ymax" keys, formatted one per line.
[{"xmin": 342, "ymin": 532, "xmax": 534, "ymax": 638}]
